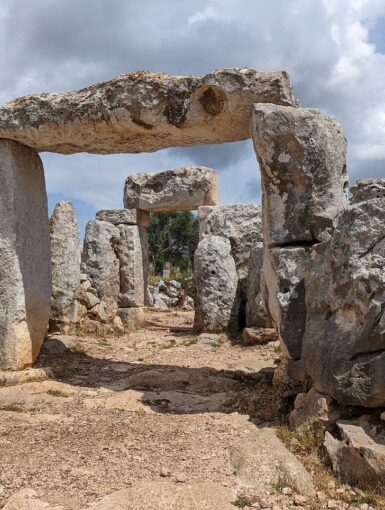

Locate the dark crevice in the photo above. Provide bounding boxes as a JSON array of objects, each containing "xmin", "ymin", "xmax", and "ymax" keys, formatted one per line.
[
  {"xmin": 268, "ymin": 239, "xmax": 318, "ymax": 249},
  {"xmin": 350, "ymin": 348, "xmax": 385, "ymax": 363},
  {"xmin": 359, "ymin": 232, "xmax": 385, "ymax": 258}
]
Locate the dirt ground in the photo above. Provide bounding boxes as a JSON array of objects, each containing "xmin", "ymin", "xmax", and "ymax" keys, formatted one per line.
[{"xmin": 0, "ymin": 309, "xmax": 283, "ymax": 509}]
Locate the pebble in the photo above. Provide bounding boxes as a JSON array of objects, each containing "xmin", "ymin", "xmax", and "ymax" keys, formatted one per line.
[
  {"xmin": 327, "ymin": 501, "xmax": 338, "ymax": 509},
  {"xmin": 175, "ymin": 473, "xmax": 187, "ymax": 483},
  {"xmin": 159, "ymin": 467, "xmax": 169, "ymax": 477},
  {"xmin": 282, "ymin": 487, "xmax": 292, "ymax": 495},
  {"xmin": 294, "ymin": 494, "xmax": 307, "ymax": 505}
]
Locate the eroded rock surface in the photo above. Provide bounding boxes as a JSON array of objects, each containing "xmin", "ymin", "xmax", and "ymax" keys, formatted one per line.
[
  {"xmin": 49, "ymin": 202, "xmax": 81, "ymax": 333},
  {"xmin": 81, "ymin": 220, "xmax": 120, "ymax": 318},
  {"xmin": 325, "ymin": 422, "xmax": 385, "ymax": 488},
  {"xmin": 194, "ymin": 235, "xmax": 238, "ymax": 333},
  {"xmin": 96, "ymin": 208, "xmax": 149, "ymax": 227},
  {"xmin": 124, "ymin": 167, "xmax": 218, "ymax": 212},
  {"xmin": 198, "ymin": 204, "xmax": 262, "ymax": 282},
  {"xmin": 228, "ymin": 428, "xmax": 316, "ymax": 496},
  {"xmin": 116, "ymin": 225, "xmax": 148, "ymax": 307},
  {"xmin": 251, "ymin": 103, "xmax": 348, "ymax": 246},
  {"xmin": 246, "ymin": 242, "xmax": 272, "ymax": 328},
  {"xmin": 301, "ymin": 193, "xmax": 385, "ymax": 406},
  {"xmin": 0, "ymin": 69, "xmax": 297, "ymax": 154},
  {"xmin": 0, "ymin": 140, "xmax": 51, "ymax": 370}
]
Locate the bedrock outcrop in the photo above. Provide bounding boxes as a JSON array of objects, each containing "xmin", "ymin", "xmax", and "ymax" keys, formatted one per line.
[
  {"xmin": 301, "ymin": 184, "xmax": 385, "ymax": 406},
  {"xmin": 0, "ymin": 69, "xmax": 297, "ymax": 154},
  {"xmin": 124, "ymin": 167, "xmax": 218, "ymax": 212}
]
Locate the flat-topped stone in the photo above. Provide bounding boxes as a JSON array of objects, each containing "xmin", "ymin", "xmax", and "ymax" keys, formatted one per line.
[
  {"xmin": 96, "ymin": 208, "xmax": 149, "ymax": 226},
  {"xmin": 124, "ymin": 166, "xmax": 219, "ymax": 212},
  {"xmin": 0, "ymin": 68, "xmax": 297, "ymax": 154}
]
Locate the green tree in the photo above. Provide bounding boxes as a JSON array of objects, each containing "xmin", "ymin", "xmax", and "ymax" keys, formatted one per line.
[{"xmin": 148, "ymin": 211, "xmax": 199, "ymax": 276}]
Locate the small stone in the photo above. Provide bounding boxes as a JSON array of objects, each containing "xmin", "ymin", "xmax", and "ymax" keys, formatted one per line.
[
  {"xmin": 294, "ymin": 495, "xmax": 308, "ymax": 505},
  {"xmin": 327, "ymin": 501, "xmax": 338, "ymax": 509},
  {"xmin": 282, "ymin": 487, "xmax": 292, "ymax": 495},
  {"xmin": 159, "ymin": 468, "xmax": 170, "ymax": 477},
  {"xmin": 175, "ymin": 473, "xmax": 187, "ymax": 483}
]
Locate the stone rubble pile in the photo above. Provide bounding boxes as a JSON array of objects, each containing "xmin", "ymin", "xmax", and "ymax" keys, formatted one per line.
[{"xmin": 146, "ymin": 280, "xmax": 194, "ymax": 310}]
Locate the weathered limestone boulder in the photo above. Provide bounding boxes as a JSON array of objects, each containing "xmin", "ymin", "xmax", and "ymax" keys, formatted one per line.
[
  {"xmin": 246, "ymin": 241, "xmax": 272, "ymax": 328},
  {"xmin": 96, "ymin": 208, "xmax": 149, "ymax": 226},
  {"xmin": 198, "ymin": 204, "xmax": 262, "ymax": 281},
  {"xmin": 49, "ymin": 201, "xmax": 81, "ymax": 332},
  {"xmin": 81, "ymin": 220, "xmax": 120, "ymax": 318},
  {"xmin": 0, "ymin": 140, "xmax": 51, "ymax": 370},
  {"xmin": 124, "ymin": 167, "xmax": 218, "ymax": 212},
  {"xmin": 116, "ymin": 225, "xmax": 148, "ymax": 307},
  {"xmin": 0, "ymin": 69, "xmax": 297, "ymax": 155},
  {"xmin": 289, "ymin": 387, "xmax": 340, "ymax": 430},
  {"xmin": 301, "ymin": 190, "xmax": 385, "ymax": 406},
  {"xmin": 118, "ymin": 307, "xmax": 145, "ymax": 330},
  {"xmin": 251, "ymin": 104, "xmax": 349, "ymax": 362},
  {"xmin": 263, "ymin": 247, "xmax": 308, "ymax": 359},
  {"xmin": 228, "ymin": 429, "xmax": 316, "ymax": 496},
  {"xmin": 194, "ymin": 235, "xmax": 238, "ymax": 333},
  {"xmin": 350, "ymin": 178, "xmax": 385, "ymax": 203},
  {"xmin": 251, "ymin": 104, "xmax": 349, "ymax": 246},
  {"xmin": 324, "ymin": 422, "xmax": 385, "ymax": 488}
]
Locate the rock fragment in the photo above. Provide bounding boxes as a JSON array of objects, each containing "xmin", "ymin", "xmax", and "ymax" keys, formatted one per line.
[
  {"xmin": 324, "ymin": 422, "xmax": 385, "ymax": 488},
  {"xmin": 96, "ymin": 208, "xmax": 149, "ymax": 226}
]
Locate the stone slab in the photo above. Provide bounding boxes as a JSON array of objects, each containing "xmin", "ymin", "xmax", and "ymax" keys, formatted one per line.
[
  {"xmin": 96, "ymin": 208, "xmax": 149, "ymax": 227},
  {"xmin": 0, "ymin": 68, "xmax": 298, "ymax": 154}
]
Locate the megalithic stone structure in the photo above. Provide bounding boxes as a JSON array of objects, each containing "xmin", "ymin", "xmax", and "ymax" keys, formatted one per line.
[
  {"xmin": 0, "ymin": 69, "xmax": 298, "ymax": 155},
  {"xmin": 0, "ymin": 140, "xmax": 51, "ymax": 370},
  {"xmin": 251, "ymin": 103, "xmax": 349, "ymax": 362}
]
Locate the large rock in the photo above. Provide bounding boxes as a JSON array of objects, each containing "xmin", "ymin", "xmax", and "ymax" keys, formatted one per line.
[
  {"xmin": 81, "ymin": 220, "xmax": 120, "ymax": 317},
  {"xmin": 0, "ymin": 140, "xmax": 51, "ymax": 370},
  {"xmin": 301, "ymin": 193, "xmax": 385, "ymax": 406},
  {"xmin": 124, "ymin": 167, "xmax": 218, "ymax": 212},
  {"xmin": 2, "ymin": 488, "xmax": 65, "ymax": 509},
  {"xmin": 194, "ymin": 235, "xmax": 238, "ymax": 333},
  {"xmin": 116, "ymin": 225, "xmax": 148, "ymax": 307},
  {"xmin": 87, "ymin": 481, "xmax": 237, "ymax": 510},
  {"xmin": 96, "ymin": 208, "xmax": 149, "ymax": 226},
  {"xmin": 49, "ymin": 201, "xmax": 81, "ymax": 332},
  {"xmin": 324, "ymin": 422, "xmax": 385, "ymax": 488},
  {"xmin": 263, "ymin": 246, "xmax": 308, "ymax": 359},
  {"xmin": 228, "ymin": 428, "xmax": 316, "ymax": 496},
  {"xmin": 0, "ymin": 69, "xmax": 297, "ymax": 155},
  {"xmin": 251, "ymin": 103, "xmax": 349, "ymax": 246},
  {"xmin": 198, "ymin": 204, "xmax": 262, "ymax": 281},
  {"xmin": 246, "ymin": 241, "xmax": 272, "ymax": 328}
]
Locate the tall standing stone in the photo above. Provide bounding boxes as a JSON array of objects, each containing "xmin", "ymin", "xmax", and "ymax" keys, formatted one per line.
[
  {"xmin": 0, "ymin": 140, "xmax": 51, "ymax": 370},
  {"xmin": 194, "ymin": 235, "xmax": 238, "ymax": 333},
  {"xmin": 49, "ymin": 201, "xmax": 81, "ymax": 332},
  {"xmin": 116, "ymin": 225, "xmax": 149, "ymax": 307},
  {"xmin": 82, "ymin": 220, "xmax": 120, "ymax": 319},
  {"xmin": 251, "ymin": 104, "xmax": 349, "ymax": 359},
  {"xmin": 246, "ymin": 242, "xmax": 272, "ymax": 328}
]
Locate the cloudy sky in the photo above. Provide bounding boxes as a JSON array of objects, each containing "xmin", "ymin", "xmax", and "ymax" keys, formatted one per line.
[{"xmin": 1, "ymin": 0, "xmax": 385, "ymax": 234}]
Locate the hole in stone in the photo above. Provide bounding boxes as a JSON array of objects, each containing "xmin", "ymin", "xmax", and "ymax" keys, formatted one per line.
[{"xmin": 197, "ymin": 86, "xmax": 227, "ymax": 116}]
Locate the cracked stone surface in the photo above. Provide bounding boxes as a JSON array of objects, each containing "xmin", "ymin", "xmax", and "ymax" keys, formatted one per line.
[{"xmin": 0, "ymin": 68, "xmax": 297, "ymax": 154}]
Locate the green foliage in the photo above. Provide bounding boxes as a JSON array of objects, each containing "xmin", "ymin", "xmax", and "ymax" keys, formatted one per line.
[{"xmin": 148, "ymin": 211, "xmax": 199, "ymax": 276}]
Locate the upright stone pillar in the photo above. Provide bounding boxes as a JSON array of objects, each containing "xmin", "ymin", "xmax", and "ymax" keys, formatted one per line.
[
  {"xmin": 251, "ymin": 104, "xmax": 349, "ymax": 361},
  {"xmin": 0, "ymin": 140, "xmax": 51, "ymax": 370},
  {"xmin": 49, "ymin": 201, "xmax": 81, "ymax": 332}
]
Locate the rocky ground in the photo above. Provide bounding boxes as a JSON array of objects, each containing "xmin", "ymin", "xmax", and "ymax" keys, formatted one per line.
[{"xmin": 0, "ymin": 310, "xmax": 380, "ymax": 509}]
